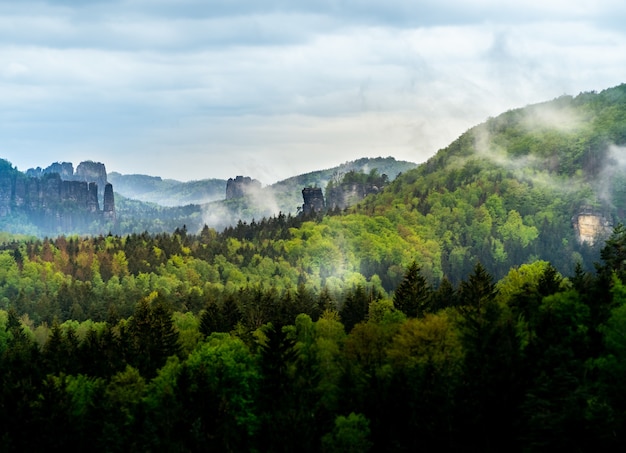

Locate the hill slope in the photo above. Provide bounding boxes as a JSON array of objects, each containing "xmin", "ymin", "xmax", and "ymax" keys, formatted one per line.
[
  {"xmin": 197, "ymin": 157, "xmax": 417, "ymax": 231},
  {"xmin": 348, "ymin": 84, "xmax": 626, "ymax": 281}
]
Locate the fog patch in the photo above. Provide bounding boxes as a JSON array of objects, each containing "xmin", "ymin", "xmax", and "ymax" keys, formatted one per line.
[
  {"xmin": 470, "ymin": 123, "xmax": 585, "ymax": 195},
  {"xmin": 200, "ymin": 183, "xmax": 283, "ymax": 232},
  {"xmin": 594, "ymin": 144, "xmax": 626, "ymax": 208},
  {"xmin": 520, "ymin": 99, "xmax": 585, "ymax": 134}
]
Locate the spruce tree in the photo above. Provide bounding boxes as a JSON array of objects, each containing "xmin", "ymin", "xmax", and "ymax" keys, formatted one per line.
[{"xmin": 393, "ymin": 261, "xmax": 432, "ymax": 317}]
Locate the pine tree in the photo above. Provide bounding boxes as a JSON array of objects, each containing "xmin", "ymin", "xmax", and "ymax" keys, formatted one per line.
[
  {"xmin": 221, "ymin": 294, "xmax": 241, "ymax": 331},
  {"xmin": 341, "ymin": 285, "xmax": 369, "ymax": 332},
  {"xmin": 199, "ymin": 300, "xmax": 223, "ymax": 337},
  {"xmin": 431, "ymin": 276, "xmax": 457, "ymax": 311},
  {"xmin": 129, "ymin": 295, "xmax": 181, "ymax": 378},
  {"xmin": 393, "ymin": 261, "xmax": 432, "ymax": 317}
]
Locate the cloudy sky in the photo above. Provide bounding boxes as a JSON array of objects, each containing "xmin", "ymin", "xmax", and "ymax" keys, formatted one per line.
[{"xmin": 1, "ymin": 0, "xmax": 625, "ymax": 183}]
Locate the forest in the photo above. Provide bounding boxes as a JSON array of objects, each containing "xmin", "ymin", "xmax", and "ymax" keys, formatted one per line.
[
  {"xmin": 2, "ymin": 225, "xmax": 626, "ymax": 451},
  {"xmin": 1, "ymin": 84, "xmax": 626, "ymax": 450}
]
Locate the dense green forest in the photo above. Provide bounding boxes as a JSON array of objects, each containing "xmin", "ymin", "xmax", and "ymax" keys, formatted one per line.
[
  {"xmin": 2, "ymin": 226, "xmax": 626, "ymax": 450},
  {"xmin": 2, "ymin": 84, "xmax": 626, "ymax": 450}
]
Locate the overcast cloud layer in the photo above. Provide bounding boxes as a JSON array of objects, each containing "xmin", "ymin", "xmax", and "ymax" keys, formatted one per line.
[{"xmin": 1, "ymin": 0, "xmax": 625, "ymax": 183}]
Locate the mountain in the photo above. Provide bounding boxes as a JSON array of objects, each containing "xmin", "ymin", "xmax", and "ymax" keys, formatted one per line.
[
  {"xmin": 2, "ymin": 84, "xmax": 626, "ymax": 287},
  {"xmin": 347, "ymin": 84, "xmax": 626, "ymax": 282},
  {"xmin": 110, "ymin": 156, "xmax": 415, "ymax": 210},
  {"xmin": 195, "ymin": 157, "xmax": 417, "ymax": 231},
  {"xmin": 129, "ymin": 82, "xmax": 625, "ymax": 291},
  {"xmin": 108, "ymin": 173, "xmax": 227, "ymax": 207},
  {"xmin": 269, "ymin": 156, "xmax": 417, "ymax": 210},
  {"xmin": 0, "ymin": 156, "xmax": 415, "ymax": 236},
  {"xmin": 185, "ymin": 83, "xmax": 626, "ymax": 289},
  {"xmin": 108, "ymin": 157, "xmax": 417, "ymax": 232}
]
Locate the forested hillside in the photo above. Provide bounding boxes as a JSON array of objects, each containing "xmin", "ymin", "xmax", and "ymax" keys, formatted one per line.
[
  {"xmin": 347, "ymin": 84, "xmax": 626, "ymax": 281},
  {"xmin": 2, "ymin": 225, "xmax": 626, "ymax": 450},
  {"xmin": 2, "ymin": 84, "xmax": 626, "ymax": 450}
]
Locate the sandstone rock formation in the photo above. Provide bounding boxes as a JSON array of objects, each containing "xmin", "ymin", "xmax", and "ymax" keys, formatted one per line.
[
  {"xmin": 76, "ymin": 161, "xmax": 108, "ymax": 194},
  {"xmin": 326, "ymin": 183, "xmax": 381, "ymax": 211},
  {"xmin": 26, "ymin": 162, "xmax": 74, "ymax": 180},
  {"xmin": 0, "ymin": 159, "xmax": 116, "ymax": 233},
  {"xmin": 572, "ymin": 208, "xmax": 613, "ymax": 245},
  {"xmin": 225, "ymin": 176, "xmax": 262, "ymax": 200},
  {"xmin": 301, "ymin": 187, "xmax": 325, "ymax": 215},
  {"xmin": 103, "ymin": 183, "xmax": 116, "ymax": 221},
  {"xmin": 325, "ymin": 170, "xmax": 388, "ymax": 211}
]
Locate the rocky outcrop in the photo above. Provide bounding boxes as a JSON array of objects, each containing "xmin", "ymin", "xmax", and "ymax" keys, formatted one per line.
[
  {"xmin": 28, "ymin": 160, "xmax": 109, "ymax": 206},
  {"xmin": 0, "ymin": 159, "xmax": 116, "ymax": 233},
  {"xmin": 301, "ymin": 187, "xmax": 325, "ymax": 215},
  {"xmin": 103, "ymin": 183, "xmax": 116, "ymax": 221},
  {"xmin": 326, "ymin": 183, "xmax": 381, "ymax": 211},
  {"xmin": 325, "ymin": 170, "xmax": 388, "ymax": 211},
  {"xmin": 572, "ymin": 208, "xmax": 613, "ymax": 246},
  {"xmin": 75, "ymin": 161, "xmax": 108, "ymax": 193},
  {"xmin": 26, "ymin": 162, "xmax": 74, "ymax": 180},
  {"xmin": 225, "ymin": 176, "xmax": 261, "ymax": 200}
]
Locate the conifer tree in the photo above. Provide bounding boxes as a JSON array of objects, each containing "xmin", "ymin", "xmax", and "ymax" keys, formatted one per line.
[
  {"xmin": 129, "ymin": 294, "xmax": 181, "ymax": 378},
  {"xmin": 393, "ymin": 261, "xmax": 432, "ymax": 317},
  {"xmin": 340, "ymin": 285, "xmax": 369, "ymax": 332},
  {"xmin": 199, "ymin": 300, "xmax": 223, "ymax": 337}
]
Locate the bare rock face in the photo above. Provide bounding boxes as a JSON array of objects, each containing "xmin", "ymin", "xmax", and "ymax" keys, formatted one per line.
[
  {"xmin": 0, "ymin": 173, "xmax": 12, "ymax": 217},
  {"xmin": 301, "ymin": 187, "xmax": 325, "ymax": 215},
  {"xmin": 225, "ymin": 176, "xmax": 262, "ymax": 200},
  {"xmin": 26, "ymin": 162, "xmax": 74, "ymax": 180},
  {"xmin": 103, "ymin": 183, "xmax": 116, "ymax": 220},
  {"xmin": 75, "ymin": 161, "xmax": 108, "ymax": 191},
  {"xmin": 326, "ymin": 183, "xmax": 381, "ymax": 211},
  {"xmin": 0, "ymin": 159, "xmax": 116, "ymax": 233},
  {"xmin": 573, "ymin": 208, "xmax": 613, "ymax": 245}
]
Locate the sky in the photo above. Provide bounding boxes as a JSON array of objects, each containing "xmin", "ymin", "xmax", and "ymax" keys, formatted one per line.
[{"xmin": 1, "ymin": 1, "xmax": 625, "ymax": 184}]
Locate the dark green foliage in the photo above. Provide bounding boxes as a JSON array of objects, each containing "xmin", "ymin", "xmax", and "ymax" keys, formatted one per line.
[
  {"xmin": 431, "ymin": 275, "xmax": 457, "ymax": 310},
  {"xmin": 392, "ymin": 261, "xmax": 433, "ymax": 317},
  {"xmin": 598, "ymin": 223, "xmax": 626, "ymax": 279},
  {"xmin": 257, "ymin": 323, "xmax": 304, "ymax": 452},
  {"xmin": 128, "ymin": 296, "xmax": 181, "ymax": 378},
  {"xmin": 199, "ymin": 300, "xmax": 224, "ymax": 336},
  {"xmin": 340, "ymin": 285, "xmax": 370, "ymax": 332},
  {"xmin": 321, "ymin": 412, "xmax": 372, "ymax": 453},
  {"xmin": 456, "ymin": 264, "xmax": 523, "ymax": 451}
]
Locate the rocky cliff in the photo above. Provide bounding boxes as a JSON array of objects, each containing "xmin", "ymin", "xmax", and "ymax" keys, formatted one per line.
[
  {"xmin": 326, "ymin": 183, "xmax": 382, "ymax": 211},
  {"xmin": 0, "ymin": 159, "xmax": 115, "ymax": 234},
  {"xmin": 325, "ymin": 170, "xmax": 388, "ymax": 211},
  {"xmin": 26, "ymin": 161, "xmax": 74, "ymax": 180},
  {"xmin": 572, "ymin": 208, "xmax": 613, "ymax": 246},
  {"xmin": 301, "ymin": 187, "xmax": 325, "ymax": 215},
  {"xmin": 225, "ymin": 176, "xmax": 261, "ymax": 200}
]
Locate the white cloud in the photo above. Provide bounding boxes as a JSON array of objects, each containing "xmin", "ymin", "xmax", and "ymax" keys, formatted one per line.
[{"xmin": 0, "ymin": 1, "xmax": 624, "ymax": 181}]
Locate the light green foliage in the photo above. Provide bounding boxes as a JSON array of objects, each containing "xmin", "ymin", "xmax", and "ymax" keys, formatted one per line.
[
  {"xmin": 366, "ymin": 298, "xmax": 397, "ymax": 324},
  {"xmin": 185, "ymin": 333, "xmax": 260, "ymax": 434},
  {"xmin": 496, "ymin": 261, "xmax": 555, "ymax": 303},
  {"xmin": 498, "ymin": 210, "xmax": 539, "ymax": 248},
  {"xmin": 0, "ymin": 309, "xmax": 8, "ymax": 355},
  {"xmin": 321, "ymin": 412, "xmax": 372, "ymax": 453},
  {"xmin": 387, "ymin": 312, "xmax": 464, "ymax": 376},
  {"xmin": 172, "ymin": 311, "xmax": 202, "ymax": 355}
]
